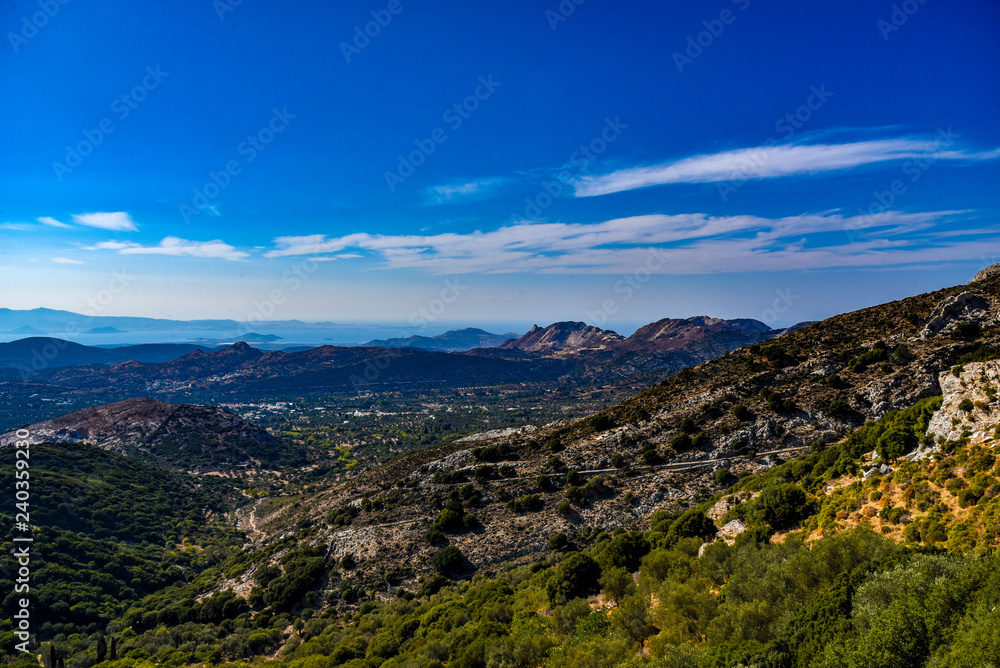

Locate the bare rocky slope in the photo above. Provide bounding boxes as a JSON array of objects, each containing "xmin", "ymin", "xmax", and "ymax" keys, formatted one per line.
[
  {"xmin": 501, "ymin": 322, "xmax": 626, "ymax": 352},
  {"xmin": 0, "ymin": 397, "xmax": 302, "ymax": 472}
]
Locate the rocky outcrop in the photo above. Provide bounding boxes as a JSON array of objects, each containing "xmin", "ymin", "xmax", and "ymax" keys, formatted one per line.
[
  {"xmin": 919, "ymin": 292, "xmax": 994, "ymax": 339},
  {"xmin": 926, "ymin": 360, "xmax": 1000, "ymax": 443},
  {"xmin": 971, "ymin": 262, "xmax": 1000, "ymax": 284}
]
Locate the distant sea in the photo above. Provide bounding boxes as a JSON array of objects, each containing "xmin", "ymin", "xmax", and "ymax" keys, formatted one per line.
[{"xmin": 0, "ymin": 322, "xmax": 534, "ymax": 350}]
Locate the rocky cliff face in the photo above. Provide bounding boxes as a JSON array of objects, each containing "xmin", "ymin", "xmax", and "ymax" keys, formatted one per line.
[{"xmin": 927, "ymin": 360, "xmax": 1000, "ymax": 444}]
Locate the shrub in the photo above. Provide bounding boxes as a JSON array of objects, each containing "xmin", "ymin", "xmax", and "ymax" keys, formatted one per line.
[
  {"xmin": 849, "ymin": 346, "xmax": 888, "ymax": 372},
  {"xmin": 434, "ymin": 508, "xmax": 465, "ymax": 531},
  {"xmin": 958, "ymin": 399, "xmax": 974, "ymax": 412},
  {"xmin": 565, "ymin": 486, "xmax": 585, "ymax": 505},
  {"xmin": 731, "ymin": 404, "xmax": 752, "ymax": 421},
  {"xmin": 714, "ymin": 468, "xmax": 735, "ymax": 487},
  {"xmin": 549, "ymin": 532, "xmax": 569, "ymax": 551},
  {"xmin": 546, "ymin": 553, "xmax": 602, "ymax": 604},
  {"xmin": 951, "ymin": 322, "xmax": 981, "ymax": 340},
  {"xmin": 662, "ymin": 510, "xmax": 717, "ymax": 546},
  {"xmin": 507, "ymin": 494, "xmax": 543, "ymax": 513},
  {"xmin": 876, "ymin": 424, "xmax": 918, "ymax": 460},
  {"xmin": 670, "ymin": 433, "xmax": 693, "ymax": 451},
  {"xmin": 590, "ymin": 414, "xmax": 617, "ymax": 432},
  {"xmin": 430, "ymin": 545, "xmax": 463, "ymax": 577},
  {"xmin": 595, "ymin": 531, "xmax": 650, "ymax": 572},
  {"xmin": 758, "ymin": 483, "xmax": 809, "ymax": 530}
]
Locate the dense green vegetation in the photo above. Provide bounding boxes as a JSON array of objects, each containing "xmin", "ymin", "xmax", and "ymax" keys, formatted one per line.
[
  {"xmin": 4, "ymin": 396, "xmax": 996, "ymax": 668},
  {"xmin": 20, "ymin": 528, "xmax": 996, "ymax": 668},
  {"xmin": 0, "ymin": 446, "xmax": 245, "ymax": 644}
]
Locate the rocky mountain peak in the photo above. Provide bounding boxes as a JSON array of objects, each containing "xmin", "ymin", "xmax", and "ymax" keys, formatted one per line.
[
  {"xmin": 972, "ymin": 262, "xmax": 1000, "ymax": 283},
  {"xmin": 501, "ymin": 321, "xmax": 625, "ymax": 352}
]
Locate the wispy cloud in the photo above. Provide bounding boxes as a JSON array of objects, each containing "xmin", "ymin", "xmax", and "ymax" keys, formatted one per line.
[
  {"xmin": 573, "ymin": 137, "xmax": 1000, "ymax": 197},
  {"xmin": 308, "ymin": 254, "xmax": 362, "ymax": 262},
  {"xmin": 264, "ymin": 210, "xmax": 995, "ymax": 274},
  {"xmin": 51, "ymin": 257, "xmax": 83, "ymax": 264},
  {"xmin": 72, "ymin": 212, "xmax": 139, "ymax": 231},
  {"xmin": 38, "ymin": 216, "xmax": 71, "ymax": 228},
  {"xmin": 426, "ymin": 177, "xmax": 509, "ymax": 204},
  {"xmin": 0, "ymin": 223, "xmax": 29, "ymax": 231},
  {"xmin": 85, "ymin": 236, "xmax": 248, "ymax": 260}
]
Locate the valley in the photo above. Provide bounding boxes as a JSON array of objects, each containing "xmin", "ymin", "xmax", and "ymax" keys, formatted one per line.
[{"xmin": 2, "ymin": 270, "xmax": 1000, "ymax": 668}]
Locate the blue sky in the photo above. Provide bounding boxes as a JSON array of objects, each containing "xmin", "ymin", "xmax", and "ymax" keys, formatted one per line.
[{"xmin": 1, "ymin": 0, "xmax": 999, "ymax": 331}]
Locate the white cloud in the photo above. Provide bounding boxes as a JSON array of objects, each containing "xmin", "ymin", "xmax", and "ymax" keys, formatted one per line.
[
  {"xmin": 0, "ymin": 223, "xmax": 29, "ymax": 231},
  {"xmin": 85, "ymin": 237, "xmax": 248, "ymax": 260},
  {"xmin": 71, "ymin": 212, "xmax": 139, "ymax": 231},
  {"xmin": 38, "ymin": 216, "xmax": 71, "ymax": 228},
  {"xmin": 308, "ymin": 254, "xmax": 363, "ymax": 262},
  {"xmin": 51, "ymin": 257, "xmax": 83, "ymax": 264},
  {"xmin": 264, "ymin": 210, "xmax": 994, "ymax": 274},
  {"xmin": 573, "ymin": 138, "xmax": 1000, "ymax": 197},
  {"xmin": 89, "ymin": 241, "xmax": 136, "ymax": 251}
]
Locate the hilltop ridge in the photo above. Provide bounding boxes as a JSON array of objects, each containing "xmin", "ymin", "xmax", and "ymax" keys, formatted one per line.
[{"xmin": 0, "ymin": 397, "xmax": 302, "ymax": 472}]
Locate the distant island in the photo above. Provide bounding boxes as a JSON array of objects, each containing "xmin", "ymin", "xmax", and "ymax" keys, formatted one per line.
[
  {"xmin": 362, "ymin": 327, "xmax": 520, "ymax": 352},
  {"xmin": 84, "ymin": 326, "xmax": 127, "ymax": 334},
  {"xmin": 9, "ymin": 325, "xmax": 47, "ymax": 334},
  {"xmin": 190, "ymin": 333, "xmax": 283, "ymax": 344}
]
